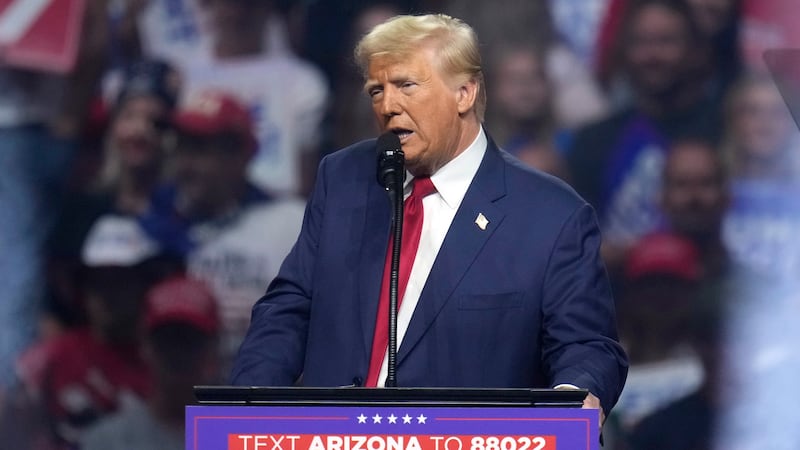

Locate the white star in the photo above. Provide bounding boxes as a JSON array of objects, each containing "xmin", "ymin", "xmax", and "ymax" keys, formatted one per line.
[
  {"xmin": 416, "ymin": 414, "xmax": 427, "ymax": 424},
  {"xmin": 372, "ymin": 414, "xmax": 383, "ymax": 424},
  {"xmin": 402, "ymin": 414, "xmax": 413, "ymax": 424},
  {"xmin": 357, "ymin": 414, "xmax": 367, "ymax": 424},
  {"xmin": 388, "ymin": 414, "xmax": 398, "ymax": 424}
]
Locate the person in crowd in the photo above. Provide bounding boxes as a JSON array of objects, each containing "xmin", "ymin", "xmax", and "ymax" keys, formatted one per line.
[
  {"xmin": 232, "ymin": 14, "xmax": 627, "ymax": 424},
  {"xmin": 486, "ymin": 43, "xmax": 560, "ymax": 150},
  {"xmin": 636, "ymin": 132, "xmax": 792, "ymax": 449},
  {"xmin": 484, "ymin": 42, "xmax": 571, "ymax": 180},
  {"xmin": 660, "ymin": 138, "xmax": 732, "ymax": 278},
  {"xmin": 0, "ymin": 0, "xmax": 108, "ymax": 394},
  {"xmin": 657, "ymin": 137, "xmax": 767, "ymax": 293},
  {"xmin": 685, "ymin": 0, "xmax": 743, "ymax": 98},
  {"xmin": 609, "ymin": 232, "xmax": 705, "ymax": 443},
  {"xmin": 720, "ymin": 74, "xmax": 800, "ymax": 279},
  {"xmin": 47, "ymin": 59, "xmax": 180, "ymax": 311},
  {"xmin": 631, "ymin": 273, "xmax": 800, "ymax": 450},
  {"xmin": 139, "ymin": 90, "xmax": 305, "ymax": 374},
  {"xmin": 95, "ymin": 60, "xmax": 180, "ymax": 214},
  {"xmin": 82, "ymin": 275, "xmax": 220, "ymax": 450},
  {"xmin": 567, "ymin": 0, "xmax": 723, "ymax": 270},
  {"xmin": 445, "ymin": 0, "xmax": 608, "ymax": 129},
  {"xmin": 177, "ymin": 0, "xmax": 329, "ymax": 198},
  {"xmin": 706, "ymin": 73, "xmax": 800, "ymax": 448},
  {"xmin": 330, "ymin": 2, "xmax": 400, "ymax": 150},
  {"xmin": 627, "ymin": 282, "xmax": 726, "ymax": 450},
  {"xmin": 3, "ymin": 216, "xmax": 168, "ymax": 449}
]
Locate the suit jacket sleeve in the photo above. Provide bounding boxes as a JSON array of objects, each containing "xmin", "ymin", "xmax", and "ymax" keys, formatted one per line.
[
  {"xmin": 229, "ymin": 155, "xmax": 330, "ymax": 385},
  {"xmin": 542, "ymin": 202, "xmax": 628, "ymax": 413}
]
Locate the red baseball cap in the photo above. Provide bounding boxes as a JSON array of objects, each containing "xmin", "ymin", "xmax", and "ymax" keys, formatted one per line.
[
  {"xmin": 624, "ymin": 232, "xmax": 702, "ymax": 281},
  {"xmin": 172, "ymin": 90, "xmax": 258, "ymax": 154},
  {"xmin": 144, "ymin": 276, "xmax": 219, "ymax": 334}
]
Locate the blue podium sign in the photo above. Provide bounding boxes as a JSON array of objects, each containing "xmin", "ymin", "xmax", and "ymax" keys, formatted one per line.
[{"xmin": 186, "ymin": 406, "xmax": 598, "ymax": 450}]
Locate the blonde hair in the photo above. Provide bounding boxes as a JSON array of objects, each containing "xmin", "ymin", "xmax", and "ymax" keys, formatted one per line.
[{"xmin": 354, "ymin": 14, "xmax": 486, "ymax": 122}]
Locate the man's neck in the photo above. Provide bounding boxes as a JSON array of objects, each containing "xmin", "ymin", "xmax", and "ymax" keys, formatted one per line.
[
  {"xmin": 177, "ymin": 182, "xmax": 249, "ymax": 222},
  {"xmin": 116, "ymin": 168, "xmax": 159, "ymax": 214},
  {"xmin": 416, "ymin": 119, "xmax": 482, "ymax": 177},
  {"xmin": 452, "ymin": 120, "xmax": 482, "ymax": 162}
]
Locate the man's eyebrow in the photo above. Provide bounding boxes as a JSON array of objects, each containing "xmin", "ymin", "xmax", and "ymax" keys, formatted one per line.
[{"xmin": 363, "ymin": 80, "xmax": 380, "ymax": 93}]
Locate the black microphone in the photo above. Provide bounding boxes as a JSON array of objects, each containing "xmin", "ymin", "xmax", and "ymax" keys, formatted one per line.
[
  {"xmin": 376, "ymin": 132, "xmax": 405, "ymax": 192},
  {"xmin": 375, "ymin": 131, "xmax": 404, "ymax": 388}
]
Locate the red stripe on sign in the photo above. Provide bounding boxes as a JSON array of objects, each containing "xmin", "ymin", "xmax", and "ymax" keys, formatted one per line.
[{"xmin": 227, "ymin": 435, "xmax": 557, "ymax": 450}]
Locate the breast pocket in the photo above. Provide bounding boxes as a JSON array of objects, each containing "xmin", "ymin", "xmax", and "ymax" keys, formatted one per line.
[{"xmin": 457, "ymin": 292, "xmax": 523, "ymax": 310}]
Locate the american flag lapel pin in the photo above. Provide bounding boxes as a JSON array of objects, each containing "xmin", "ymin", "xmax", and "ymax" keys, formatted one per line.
[{"xmin": 475, "ymin": 213, "xmax": 489, "ymax": 230}]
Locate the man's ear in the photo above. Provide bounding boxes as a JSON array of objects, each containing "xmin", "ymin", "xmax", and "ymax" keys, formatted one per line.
[{"xmin": 456, "ymin": 78, "xmax": 478, "ymax": 115}]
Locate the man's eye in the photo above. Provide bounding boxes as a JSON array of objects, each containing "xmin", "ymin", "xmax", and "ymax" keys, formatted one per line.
[
  {"xmin": 369, "ymin": 88, "xmax": 382, "ymax": 98},
  {"xmin": 401, "ymin": 82, "xmax": 415, "ymax": 89}
]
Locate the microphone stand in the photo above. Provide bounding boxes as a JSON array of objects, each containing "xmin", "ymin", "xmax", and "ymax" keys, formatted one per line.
[
  {"xmin": 377, "ymin": 136, "xmax": 404, "ymax": 388},
  {"xmin": 386, "ymin": 171, "xmax": 404, "ymax": 387}
]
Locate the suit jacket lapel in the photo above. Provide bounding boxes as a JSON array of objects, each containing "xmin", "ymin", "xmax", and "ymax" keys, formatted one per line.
[{"xmin": 397, "ymin": 139, "xmax": 508, "ymax": 365}]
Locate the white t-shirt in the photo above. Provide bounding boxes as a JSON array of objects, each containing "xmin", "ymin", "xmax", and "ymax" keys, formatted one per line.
[
  {"xmin": 136, "ymin": 0, "xmax": 291, "ymax": 67},
  {"xmin": 181, "ymin": 53, "xmax": 329, "ymax": 196},
  {"xmin": 187, "ymin": 198, "xmax": 306, "ymax": 362},
  {"xmin": 135, "ymin": 0, "xmax": 207, "ymax": 66}
]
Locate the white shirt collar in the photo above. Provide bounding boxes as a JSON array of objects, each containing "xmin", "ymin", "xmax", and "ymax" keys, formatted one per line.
[{"xmin": 405, "ymin": 126, "xmax": 487, "ymax": 209}]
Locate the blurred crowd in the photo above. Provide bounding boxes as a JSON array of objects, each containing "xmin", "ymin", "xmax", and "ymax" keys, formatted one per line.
[{"xmin": 1, "ymin": 0, "xmax": 799, "ymax": 449}]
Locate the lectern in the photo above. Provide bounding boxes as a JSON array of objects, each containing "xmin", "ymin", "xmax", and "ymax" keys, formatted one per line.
[{"xmin": 187, "ymin": 387, "xmax": 599, "ymax": 450}]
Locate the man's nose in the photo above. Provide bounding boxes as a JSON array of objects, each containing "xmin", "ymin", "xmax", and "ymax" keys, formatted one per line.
[{"xmin": 378, "ymin": 89, "xmax": 402, "ymax": 117}]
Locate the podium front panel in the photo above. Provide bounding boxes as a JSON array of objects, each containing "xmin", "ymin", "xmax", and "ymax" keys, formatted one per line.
[{"xmin": 186, "ymin": 405, "xmax": 598, "ymax": 450}]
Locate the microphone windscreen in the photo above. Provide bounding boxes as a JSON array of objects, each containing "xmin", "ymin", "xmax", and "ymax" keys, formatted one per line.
[
  {"xmin": 376, "ymin": 131, "xmax": 401, "ymax": 155},
  {"xmin": 376, "ymin": 132, "xmax": 404, "ymax": 189}
]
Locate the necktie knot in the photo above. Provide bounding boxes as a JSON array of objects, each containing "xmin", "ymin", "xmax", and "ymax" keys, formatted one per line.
[{"xmin": 411, "ymin": 177, "xmax": 436, "ymax": 200}]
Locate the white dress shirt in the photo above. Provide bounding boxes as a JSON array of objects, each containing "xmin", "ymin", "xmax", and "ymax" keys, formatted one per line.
[{"xmin": 377, "ymin": 127, "xmax": 487, "ymax": 386}]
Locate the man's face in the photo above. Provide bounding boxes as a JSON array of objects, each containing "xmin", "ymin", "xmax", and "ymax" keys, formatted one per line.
[
  {"xmin": 662, "ymin": 143, "xmax": 728, "ymax": 237},
  {"xmin": 493, "ymin": 50, "xmax": 550, "ymax": 125},
  {"xmin": 366, "ymin": 48, "xmax": 476, "ymax": 175},
  {"xmin": 625, "ymin": 4, "xmax": 691, "ymax": 98},
  {"xmin": 110, "ymin": 96, "xmax": 170, "ymax": 170},
  {"xmin": 173, "ymin": 133, "xmax": 247, "ymax": 218},
  {"xmin": 732, "ymin": 82, "xmax": 796, "ymax": 162}
]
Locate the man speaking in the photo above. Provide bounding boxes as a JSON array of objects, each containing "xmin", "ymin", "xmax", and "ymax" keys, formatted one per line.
[{"xmin": 231, "ymin": 14, "xmax": 627, "ymax": 419}]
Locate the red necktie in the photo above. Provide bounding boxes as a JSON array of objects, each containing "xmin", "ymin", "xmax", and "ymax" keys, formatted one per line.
[{"xmin": 365, "ymin": 177, "xmax": 437, "ymax": 387}]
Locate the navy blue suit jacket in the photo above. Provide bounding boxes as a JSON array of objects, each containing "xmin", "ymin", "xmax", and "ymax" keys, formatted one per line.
[{"xmin": 231, "ymin": 137, "xmax": 628, "ymax": 413}]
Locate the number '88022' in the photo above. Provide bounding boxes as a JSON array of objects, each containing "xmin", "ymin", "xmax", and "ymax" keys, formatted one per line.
[{"xmin": 469, "ymin": 436, "xmax": 550, "ymax": 450}]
